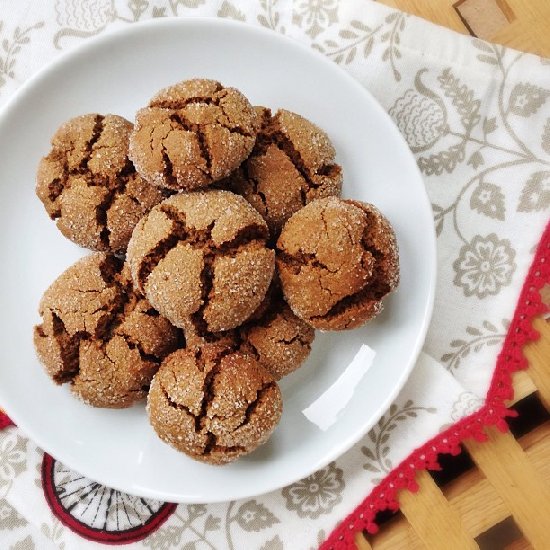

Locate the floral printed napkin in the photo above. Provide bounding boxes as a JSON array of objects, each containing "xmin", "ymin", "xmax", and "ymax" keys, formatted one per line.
[{"xmin": 0, "ymin": 1, "xmax": 549, "ymax": 549}]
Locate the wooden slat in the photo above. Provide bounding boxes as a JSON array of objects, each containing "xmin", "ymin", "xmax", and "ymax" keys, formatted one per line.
[
  {"xmin": 490, "ymin": 0, "xmax": 550, "ymax": 57},
  {"xmin": 368, "ymin": 518, "xmax": 425, "ymax": 550},
  {"xmin": 355, "ymin": 532, "xmax": 374, "ymax": 549},
  {"xmin": 368, "ymin": 519, "xmax": 426, "ymax": 549},
  {"xmin": 464, "ymin": 426, "xmax": 550, "ymax": 550},
  {"xmin": 523, "ymin": 318, "xmax": 550, "ymax": 412},
  {"xmin": 451, "ymin": 421, "xmax": 550, "ymax": 539},
  {"xmin": 506, "ymin": 539, "xmax": 533, "ymax": 550},
  {"xmin": 366, "ymin": 421, "xmax": 550, "ymax": 549},
  {"xmin": 375, "ymin": 0, "xmax": 550, "ymax": 57},
  {"xmin": 455, "ymin": 0, "xmax": 511, "ymax": 38},
  {"xmin": 507, "ymin": 370, "xmax": 537, "ymax": 406},
  {"xmin": 376, "ymin": 0, "xmax": 468, "ymax": 33},
  {"xmin": 445, "ymin": 474, "xmax": 508, "ymax": 537},
  {"xmin": 398, "ymin": 470, "xmax": 478, "ymax": 548}
]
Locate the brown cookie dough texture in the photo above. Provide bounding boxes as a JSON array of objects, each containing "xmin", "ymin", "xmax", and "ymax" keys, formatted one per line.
[
  {"xmin": 127, "ymin": 190, "xmax": 275, "ymax": 332},
  {"xmin": 147, "ymin": 344, "xmax": 282, "ymax": 464},
  {"xmin": 129, "ymin": 79, "xmax": 258, "ymax": 191},
  {"xmin": 276, "ymin": 197, "xmax": 399, "ymax": 330},
  {"xmin": 240, "ymin": 296, "xmax": 314, "ymax": 380},
  {"xmin": 185, "ymin": 284, "xmax": 315, "ymax": 381},
  {"xmin": 223, "ymin": 107, "xmax": 342, "ymax": 238},
  {"xmin": 36, "ymin": 114, "xmax": 164, "ymax": 254},
  {"xmin": 33, "ymin": 253, "xmax": 181, "ymax": 408}
]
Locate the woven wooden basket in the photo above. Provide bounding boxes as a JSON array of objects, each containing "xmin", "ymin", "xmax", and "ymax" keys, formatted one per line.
[{"xmin": 355, "ymin": 309, "xmax": 550, "ymax": 549}]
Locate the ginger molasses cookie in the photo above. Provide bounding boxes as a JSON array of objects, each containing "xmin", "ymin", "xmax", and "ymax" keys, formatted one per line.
[
  {"xmin": 129, "ymin": 79, "xmax": 258, "ymax": 191},
  {"xmin": 223, "ymin": 107, "xmax": 342, "ymax": 238},
  {"xmin": 127, "ymin": 190, "xmax": 274, "ymax": 332},
  {"xmin": 184, "ymin": 283, "xmax": 315, "ymax": 381},
  {"xmin": 240, "ymin": 292, "xmax": 315, "ymax": 380},
  {"xmin": 36, "ymin": 114, "xmax": 164, "ymax": 254},
  {"xmin": 276, "ymin": 197, "xmax": 399, "ymax": 330},
  {"xmin": 34, "ymin": 253, "xmax": 181, "ymax": 408},
  {"xmin": 147, "ymin": 344, "xmax": 282, "ymax": 464}
]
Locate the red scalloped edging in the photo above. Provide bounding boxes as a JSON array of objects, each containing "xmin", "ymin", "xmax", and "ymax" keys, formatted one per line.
[
  {"xmin": 0, "ymin": 411, "xmax": 13, "ymax": 429},
  {"xmin": 322, "ymin": 221, "xmax": 550, "ymax": 549}
]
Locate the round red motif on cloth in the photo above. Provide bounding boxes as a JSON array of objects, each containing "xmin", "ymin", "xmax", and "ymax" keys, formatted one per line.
[
  {"xmin": 42, "ymin": 453, "xmax": 176, "ymax": 544},
  {"xmin": 0, "ymin": 411, "xmax": 13, "ymax": 429}
]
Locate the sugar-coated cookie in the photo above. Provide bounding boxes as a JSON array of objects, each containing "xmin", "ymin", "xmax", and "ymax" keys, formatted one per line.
[
  {"xmin": 34, "ymin": 253, "xmax": 181, "ymax": 407},
  {"xmin": 129, "ymin": 79, "xmax": 258, "ymax": 191},
  {"xmin": 276, "ymin": 197, "xmax": 399, "ymax": 330},
  {"xmin": 37, "ymin": 114, "xmax": 164, "ymax": 253}
]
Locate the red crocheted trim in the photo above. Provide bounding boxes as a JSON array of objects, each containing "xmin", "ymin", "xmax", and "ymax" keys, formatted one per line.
[
  {"xmin": 0, "ymin": 411, "xmax": 14, "ymax": 430},
  {"xmin": 322, "ymin": 221, "xmax": 550, "ymax": 550}
]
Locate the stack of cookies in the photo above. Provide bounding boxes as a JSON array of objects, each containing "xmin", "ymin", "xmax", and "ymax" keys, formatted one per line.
[{"xmin": 34, "ymin": 79, "xmax": 399, "ymax": 465}]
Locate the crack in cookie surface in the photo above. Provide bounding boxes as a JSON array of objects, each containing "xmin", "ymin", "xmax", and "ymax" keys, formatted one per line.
[
  {"xmin": 150, "ymin": 347, "xmax": 282, "ymax": 463},
  {"xmin": 82, "ymin": 114, "xmax": 104, "ymax": 172}
]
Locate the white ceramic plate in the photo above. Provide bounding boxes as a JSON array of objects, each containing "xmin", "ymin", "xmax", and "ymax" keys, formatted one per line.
[{"xmin": 0, "ymin": 18, "xmax": 435, "ymax": 503}]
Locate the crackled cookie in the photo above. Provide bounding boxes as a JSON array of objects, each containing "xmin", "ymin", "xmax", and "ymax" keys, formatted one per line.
[
  {"xmin": 222, "ymin": 107, "xmax": 342, "ymax": 238},
  {"xmin": 239, "ymin": 289, "xmax": 315, "ymax": 380},
  {"xmin": 127, "ymin": 190, "xmax": 274, "ymax": 332},
  {"xmin": 36, "ymin": 114, "xmax": 165, "ymax": 253},
  {"xmin": 185, "ymin": 284, "xmax": 314, "ymax": 381},
  {"xmin": 276, "ymin": 197, "xmax": 399, "ymax": 330},
  {"xmin": 34, "ymin": 253, "xmax": 181, "ymax": 408},
  {"xmin": 129, "ymin": 79, "xmax": 258, "ymax": 191},
  {"xmin": 147, "ymin": 344, "xmax": 282, "ymax": 464}
]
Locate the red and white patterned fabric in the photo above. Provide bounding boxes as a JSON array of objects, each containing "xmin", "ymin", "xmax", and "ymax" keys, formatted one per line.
[{"xmin": 0, "ymin": 1, "xmax": 548, "ymax": 548}]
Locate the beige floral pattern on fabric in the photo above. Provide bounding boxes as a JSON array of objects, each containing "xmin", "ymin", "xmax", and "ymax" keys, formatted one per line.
[
  {"xmin": 542, "ymin": 119, "xmax": 550, "ymax": 154},
  {"xmin": 54, "ymin": 0, "xmax": 116, "ymax": 46},
  {"xmin": 282, "ymin": 462, "xmax": 344, "ymax": 519},
  {"xmin": 518, "ymin": 171, "xmax": 550, "ymax": 212},
  {"xmin": 218, "ymin": 1, "xmax": 246, "ymax": 21},
  {"xmin": 453, "ymin": 234, "xmax": 516, "ymax": 298},
  {"xmin": 53, "ymin": 0, "xmax": 206, "ymax": 48},
  {"xmin": 362, "ymin": 400, "xmax": 436, "ymax": 483},
  {"xmin": 257, "ymin": 0, "xmax": 285, "ymax": 33},
  {"xmin": 0, "ymin": 434, "xmax": 26, "ymax": 489},
  {"xmin": 293, "ymin": 0, "xmax": 338, "ymax": 39},
  {"xmin": 450, "ymin": 392, "xmax": 485, "ymax": 421},
  {"xmin": 470, "ymin": 182, "xmax": 506, "ymax": 220},
  {"xmin": 0, "ymin": 20, "xmax": 44, "ymax": 92},
  {"xmin": 140, "ymin": 500, "xmax": 280, "ymax": 549},
  {"xmin": 387, "ymin": 47, "xmax": 549, "ymax": 304},
  {"xmin": 234, "ymin": 500, "xmax": 279, "ymax": 532},
  {"xmin": 9, "ymin": 535, "xmax": 35, "ymax": 549},
  {"xmin": 312, "ymin": 12, "xmax": 407, "ymax": 79},
  {"xmin": 40, "ymin": 519, "xmax": 66, "ymax": 549},
  {"xmin": 441, "ymin": 319, "xmax": 509, "ymax": 370},
  {"xmin": 0, "ymin": 499, "xmax": 26, "ymax": 530},
  {"xmin": 508, "ymin": 83, "xmax": 550, "ymax": 117},
  {"xmin": 389, "ymin": 69, "xmax": 448, "ymax": 152}
]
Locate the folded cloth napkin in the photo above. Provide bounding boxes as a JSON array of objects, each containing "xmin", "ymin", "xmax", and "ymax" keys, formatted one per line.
[{"xmin": 0, "ymin": 1, "xmax": 548, "ymax": 548}]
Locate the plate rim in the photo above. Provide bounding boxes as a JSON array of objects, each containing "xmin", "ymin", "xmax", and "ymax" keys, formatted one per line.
[{"xmin": 0, "ymin": 16, "xmax": 436, "ymax": 502}]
